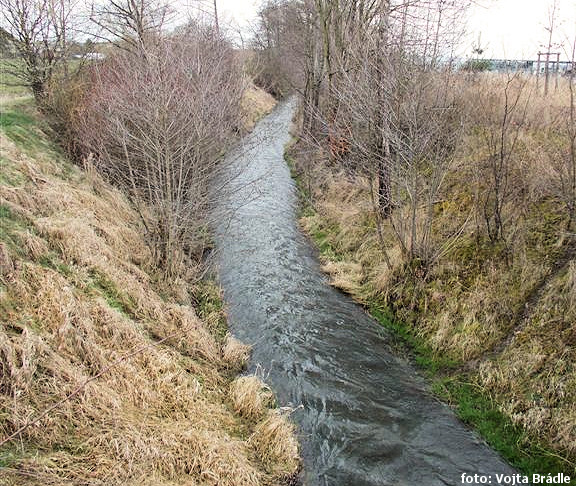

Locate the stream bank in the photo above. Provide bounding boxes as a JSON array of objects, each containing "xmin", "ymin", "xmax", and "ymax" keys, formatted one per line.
[
  {"xmin": 286, "ymin": 139, "xmax": 576, "ymax": 482},
  {"xmin": 215, "ymin": 98, "xmax": 522, "ymax": 486}
]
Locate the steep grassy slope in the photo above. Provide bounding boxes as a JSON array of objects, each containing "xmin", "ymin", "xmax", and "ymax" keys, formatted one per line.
[
  {"xmin": 287, "ymin": 75, "xmax": 576, "ymax": 478},
  {"xmin": 0, "ymin": 98, "xmax": 298, "ymax": 485},
  {"xmin": 295, "ymin": 167, "xmax": 575, "ymax": 479}
]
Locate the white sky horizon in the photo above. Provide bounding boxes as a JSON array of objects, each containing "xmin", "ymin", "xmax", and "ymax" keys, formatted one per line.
[
  {"xmin": 183, "ymin": 0, "xmax": 576, "ymax": 61},
  {"xmin": 465, "ymin": 0, "xmax": 576, "ymax": 61}
]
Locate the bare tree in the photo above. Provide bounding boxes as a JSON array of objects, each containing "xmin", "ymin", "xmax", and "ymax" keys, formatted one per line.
[
  {"xmin": 89, "ymin": 0, "xmax": 171, "ymax": 51},
  {"xmin": 475, "ymin": 72, "xmax": 531, "ymax": 245},
  {"xmin": 0, "ymin": 0, "xmax": 76, "ymax": 104},
  {"xmin": 316, "ymin": 0, "xmax": 467, "ymax": 265},
  {"xmin": 567, "ymin": 39, "xmax": 576, "ymax": 230},
  {"xmin": 547, "ymin": 36, "xmax": 576, "ymax": 231},
  {"xmin": 253, "ymin": 0, "xmax": 470, "ymax": 267},
  {"xmin": 541, "ymin": 0, "xmax": 560, "ymax": 96},
  {"xmin": 74, "ymin": 25, "xmax": 244, "ymax": 277},
  {"xmin": 250, "ymin": 0, "xmax": 308, "ymax": 97},
  {"xmin": 213, "ymin": 0, "xmax": 219, "ymax": 33}
]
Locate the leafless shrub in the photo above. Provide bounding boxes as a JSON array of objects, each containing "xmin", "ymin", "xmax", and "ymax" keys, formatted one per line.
[
  {"xmin": 312, "ymin": 0, "xmax": 467, "ymax": 268},
  {"xmin": 456, "ymin": 73, "xmax": 533, "ymax": 252},
  {"xmin": 478, "ymin": 73, "xmax": 531, "ymax": 245},
  {"xmin": 73, "ymin": 25, "xmax": 245, "ymax": 278},
  {"xmin": 343, "ymin": 65, "xmax": 464, "ymax": 267},
  {"xmin": 546, "ymin": 38, "xmax": 576, "ymax": 231}
]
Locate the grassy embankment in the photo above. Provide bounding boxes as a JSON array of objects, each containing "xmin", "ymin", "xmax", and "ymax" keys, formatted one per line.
[
  {"xmin": 288, "ymin": 75, "xmax": 575, "ymax": 480},
  {"xmin": 0, "ymin": 85, "xmax": 300, "ymax": 485}
]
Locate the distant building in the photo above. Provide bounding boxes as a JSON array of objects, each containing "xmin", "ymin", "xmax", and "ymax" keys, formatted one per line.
[
  {"xmin": 487, "ymin": 59, "xmax": 534, "ymax": 73},
  {"xmin": 461, "ymin": 58, "xmax": 573, "ymax": 76},
  {"xmin": 75, "ymin": 52, "xmax": 106, "ymax": 61},
  {"xmin": 533, "ymin": 60, "xmax": 573, "ymax": 76}
]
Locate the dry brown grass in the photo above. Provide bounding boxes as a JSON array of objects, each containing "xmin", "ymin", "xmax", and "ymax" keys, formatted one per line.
[
  {"xmin": 222, "ymin": 335, "xmax": 251, "ymax": 371},
  {"xmin": 248, "ymin": 411, "xmax": 300, "ymax": 476},
  {"xmin": 229, "ymin": 376, "xmax": 275, "ymax": 422},
  {"xmin": 295, "ymin": 72, "xmax": 575, "ymax": 467},
  {"xmin": 478, "ymin": 260, "xmax": 576, "ymax": 457},
  {"xmin": 299, "ymin": 172, "xmax": 387, "ymax": 299},
  {"xmin": 0, "ymin": 105, "xmax": 299, "ymax": 485},
  {"xmin": 240, "ymin": 84, "xmax": 277, "ymax": 132}
]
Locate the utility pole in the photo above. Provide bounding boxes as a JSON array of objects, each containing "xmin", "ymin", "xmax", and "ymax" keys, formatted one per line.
[
  {"xmin": 543, "ymin": 0, "xmax": 558, "ymax": 95},
  {"xmin": 213, "ymin": 0, "xmax": 219, "ymax": 34},
  {"xmin": 538, "ymin": 51, "xmax": 561, "ymax": 95},
  {"xmin": 545, "ymin": 50, "xmax": 551, "ymax": 95}
]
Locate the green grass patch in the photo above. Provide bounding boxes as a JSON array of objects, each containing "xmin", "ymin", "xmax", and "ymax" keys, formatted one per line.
[
  {"xmin": 0, "ymin": 104, "xmax": 53, "ymax": 154},
  {"xmin": 88, "ymin": 270, "xmax": 136, "ymax": 318},
  {"xmin": 0, "ymin": 447, "xmax": 21, "ymax": 469},
  {"xmin": 192, "ymin": 280, "xmax": 228, "ymax": 341},
  {"xmin": 0, "ymin": 204, "xmax": 12, "ymax": 219},
  {"xmin": 368, "ymin": 302, "xmax": 459, "ymax": 372},
  {"xmin": 0, "ymin": 102, "xmax": 73, "ymax": 170},
  {"xmin": 0, "ymin": 156, "xmax": 25, "ymax": 186},
  {"xmin": 38, "ymin": 254, "xmax": 73, "ymax": 277},
  {"xmin": 0, "ymin": 203, "xmax": 31, "ymax": 256},
  {"xmin": 433, "ymin": 378, "xmax": 576, "ymax": 481},
  {"xmin": 0, "ymin": 58, "xmax": 30, "ymax": 96},
  {"xmin": 309, "ymin": 226, "xmax": 343, "ymax": 262},
  {"xmin": 1, "ymin": 102, "xmax": 79, "ymax": 189},
  {"xmin": 0, "ymin": 107, "xmax": 35, "ymax": 129}
]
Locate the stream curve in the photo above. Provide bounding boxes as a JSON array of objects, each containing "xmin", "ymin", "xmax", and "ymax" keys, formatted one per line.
[{"xmin": 215, "ymin": 98, "xmax": 518, "ymax": 486}]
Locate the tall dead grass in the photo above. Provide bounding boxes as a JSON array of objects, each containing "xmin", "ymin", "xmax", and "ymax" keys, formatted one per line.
[
  {"xmin": 249, "ymin": 411, "xmax": 300, "ymax": 476},
  {"xmin": 0, "ymin": 107, "xmax": 298, "ymax": 485},
  {"xmin": 294, "ymin": 72, "xmax": 576, "ymax": 467},
  {"xmin": 230, "ymin": 376, "xmax": 275, "ymax": 422}
]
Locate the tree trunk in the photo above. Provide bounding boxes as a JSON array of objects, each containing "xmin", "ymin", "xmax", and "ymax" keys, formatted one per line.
[{"xmin": 377, "ymin": 143, "xmax": 392, "ymax": 218}]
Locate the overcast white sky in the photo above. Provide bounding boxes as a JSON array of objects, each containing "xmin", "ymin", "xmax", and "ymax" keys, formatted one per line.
[
  {"xmin": 465, "ymin": 0, "xmax": 576, "ymax": 60},
  {"xmin": 191, "ymin": 0, "xmax": 576, "ymax": 61},
  {"xmin": 216, "ymin": 0, "xmax": 260, "ymax": 27},
  {"xmin": 180, "ymin": 0, "xmax": 260, "ymax": 31}
]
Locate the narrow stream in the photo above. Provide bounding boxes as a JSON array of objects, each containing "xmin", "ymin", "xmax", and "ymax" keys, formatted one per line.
[{"xmin": 215, "ymin": 99, "xmax": 518, "ymax": 486}]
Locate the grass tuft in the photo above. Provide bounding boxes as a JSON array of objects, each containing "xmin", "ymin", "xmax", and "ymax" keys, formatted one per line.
[
  {"xmin": 230, "ymin": 376, "xmax": 275, "ymax": 422},
  {"xmin": 249, "ymin": 410, "xmax": 300, "ymax": 476}
]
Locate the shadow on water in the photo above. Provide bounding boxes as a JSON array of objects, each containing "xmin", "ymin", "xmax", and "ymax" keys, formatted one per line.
[{"xmin": 214, "ymin": 98, "xmax": 519, "ymax": 486}]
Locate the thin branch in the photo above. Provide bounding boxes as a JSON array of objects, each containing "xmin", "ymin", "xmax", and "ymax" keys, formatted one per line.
[{"xmin": 0, "ymin": 326, "xmax": 195, "ymax": 448}]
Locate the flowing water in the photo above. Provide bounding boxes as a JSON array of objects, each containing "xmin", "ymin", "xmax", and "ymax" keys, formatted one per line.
[{"xmin": 215, "ymin": 98, "xmax": 518, "ymax": 486}]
